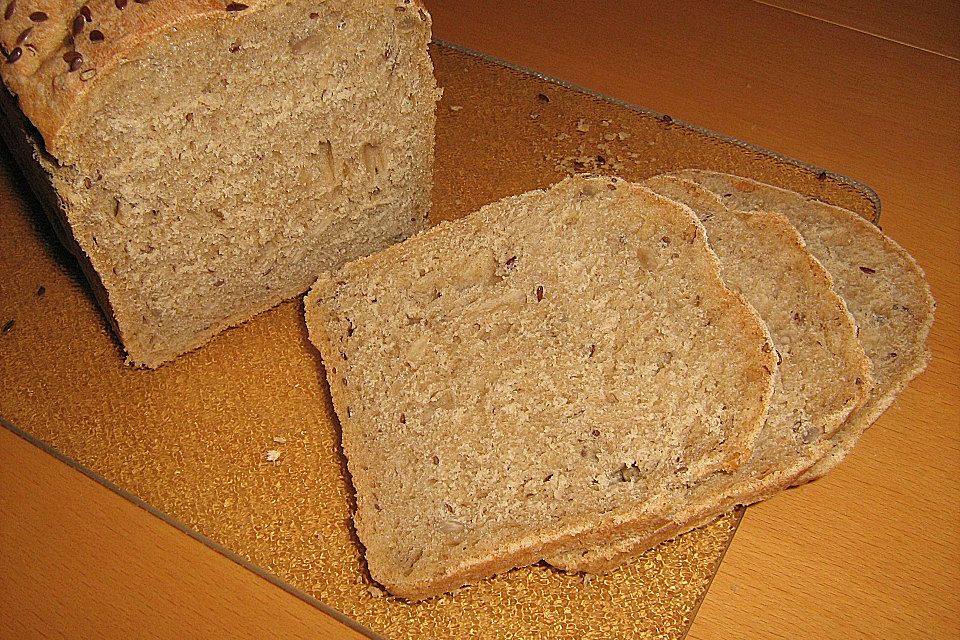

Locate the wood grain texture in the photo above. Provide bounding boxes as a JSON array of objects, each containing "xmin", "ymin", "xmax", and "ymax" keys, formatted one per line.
[
  {"xmin": 0, "ymin": 427, "xmax": 371, "ymax": 640},
  {"xmin": 1, "ymin": 0, "xmax": 957, "ymax": 638},
  {"xmin": 424, "ymin": 0, "xmax": 960, "ymax": 637},
  {"xmin": 760, "ymin": 0, "xmax": 960, "ymax": 59}
]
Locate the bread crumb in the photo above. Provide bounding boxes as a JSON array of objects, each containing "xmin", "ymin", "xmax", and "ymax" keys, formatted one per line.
[
  {"xmin": 265, "ymin": 449, "xmax": 282, "ymax": 462},
  {"xmin": 555, "ymin": 132, "xmax": 570, "ymax": 141},
  {"xmin": 576, "ymin": 118, "xmax": 590, "ymax": 132},
  {"xmin": 449, "ymin": 105, "xmax": 463, "ymax": 111},
  {"xmin": 272, "ymin": 436, "xmax": 287, "ymax": 444},
  {"xmin": 582, "ymin": 573, "xmax": 596, "ymax": 586},
  {"xmin": 367, "ymin": 584, "xmax": 385, "ymax": 598}
]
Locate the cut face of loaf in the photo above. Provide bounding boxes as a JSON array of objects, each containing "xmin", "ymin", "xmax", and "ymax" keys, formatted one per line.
[
  {"xmin": 0, "ymin": 0, "xmax": 439, "ymax": 367},
  {"xmin": 547, "ymin": 175, "xmax": 872, "ymax": 573},
  {"xmin": 674, "ymin": 170, "xmax": 935, "ymax": 481},
  {"xmin": 304, "ymin": 175, "xmax": 775, "ymax": 600}
]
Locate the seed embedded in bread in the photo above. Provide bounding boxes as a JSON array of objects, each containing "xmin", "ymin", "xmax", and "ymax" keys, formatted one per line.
[{"xmin": 304, "ymin": 175, "xmax": 775, "ymax": 600}]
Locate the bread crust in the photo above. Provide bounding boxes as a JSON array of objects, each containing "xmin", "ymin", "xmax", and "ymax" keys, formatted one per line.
[{"xmin": 0, "ymin": 0, "xmax": 430, "ymax": 158}]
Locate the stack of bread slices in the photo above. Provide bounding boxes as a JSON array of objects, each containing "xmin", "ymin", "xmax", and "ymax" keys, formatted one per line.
[{"xmin": 304, "ymin": 170, "xmax": 934, "ymax": 601}]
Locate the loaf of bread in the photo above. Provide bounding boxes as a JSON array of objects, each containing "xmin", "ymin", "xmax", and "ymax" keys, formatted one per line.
[
  {"xmin": 547, "ymin": 175, "xmax": 872, "ymax": 573},
  {"xmin": 304, "ymin": 175, "xmax": 775, "ymax": 600},
  {"xmin": 674, "ymin": 170, "xmax": 935, "ymax": 482},
  {"xmin": 0, "ymin": 0, "xmax": 439, "ymax": 367}
]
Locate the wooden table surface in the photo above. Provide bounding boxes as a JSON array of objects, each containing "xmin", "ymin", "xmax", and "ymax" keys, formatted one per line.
[{"xmin": 2, "ymin": 2, "xmax": 958, "ymax": 638}]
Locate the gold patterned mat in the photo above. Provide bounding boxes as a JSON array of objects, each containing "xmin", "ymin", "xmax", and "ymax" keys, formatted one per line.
[{"xmin": 0, "ymin": 43, "xmax": 878, "ymax": 639}]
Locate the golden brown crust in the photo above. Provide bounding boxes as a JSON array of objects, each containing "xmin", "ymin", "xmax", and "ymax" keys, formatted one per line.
[
  {"xmin": 1, "ymin": 0, "xmax": 429, "ymax": 157},
  {"xmin": 2, "ymin": 0, "xmax": 228, "ymax": 155}
]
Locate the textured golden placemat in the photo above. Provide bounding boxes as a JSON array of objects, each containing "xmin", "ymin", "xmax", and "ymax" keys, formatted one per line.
[{"xmin": 0, "ymin": 43, "xmax": 878, "ymax": 639}]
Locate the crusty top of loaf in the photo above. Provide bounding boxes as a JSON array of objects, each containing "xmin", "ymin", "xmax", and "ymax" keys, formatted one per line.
[{"xmin": 0, "ymin": 0, "xmax": 429, "ymax": 156}]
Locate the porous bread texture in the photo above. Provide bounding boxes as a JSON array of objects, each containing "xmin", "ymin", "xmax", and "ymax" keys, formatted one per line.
[
  {"xmin": 675, "ymin": 170, "xmax": 935, "ymax": 482},
  {"xmin": 304, "ymin": 175, "xmax": 776, "ymax": 600},
  {"xmin": 548, "ymin": 175, "xmax": 872, "ymax": 573},
  {"xmin": 0, "ymin": 0, "xmax": 439, "ymax": 367}
]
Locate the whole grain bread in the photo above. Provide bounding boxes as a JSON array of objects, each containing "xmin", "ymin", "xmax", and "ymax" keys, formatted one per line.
[
  {"xmin": 304, "ymin": 175, "xmax": 775, "ymax": 600},
  {"xmin": 674, "ymin": 170, "xmax": 935, "ymax": 482},
  {"xmin": 548, "ymin": 174, "xmax": 872, "ymax": 573},
  {"xmin": 0, "ymin": 0, "xmax": 440, "ymax": 367}
]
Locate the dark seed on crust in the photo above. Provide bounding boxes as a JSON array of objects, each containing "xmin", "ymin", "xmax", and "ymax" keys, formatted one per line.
[
  {"xmin": 16, "ymin": 26, "xmax": 31, "ymax": 44},
  {"xmin": 394, "ymin": 5, "xmax": 406, "ymax": 11},
  {"xmin": 504, "ymin": 255, "xmax": 517, "ymax": 269},
  {"xmin": 37, "ymin": 286, "xmax": 45, "ymax": 297},
  {"xmin": 2, "ymin": 319, "xmax": 14, "ymax": 334},
  {"xmin": 659, "ymin": 113, "xmax": 673, "ymax": 123},
  {"xmin": 309, "ymin": 11, "xmax": 319, "ymax": 18},
  {"xmin": 859, "ymin": 266, "xmax": 876, "ymax": 274},
  {"xmin": 536, "ymin": 285, "xmax": 544, "ymax": 302},
  {"xmin": 817, "ymin": 170, "xmax": 828, "ymax": 181},
  {"xmin": 4, "ymin": 0, "xmax": 15, "ymax": 20},
  {"xmin": 64, "ymin": 51, "xmax": 84, "ymax": 72},
  {"xmin": 589, "ymin": 344, "xmax": 596, "ymax": 357},
  {"xmin": 225, "ymin": 2, "xmax": 248, "ymax": 11},
  {"xmin": 134, "ymin": 0, "xmax": 152, "ymax": 4},
  {"xmin": 80, "ymin": 5, "xmax": 92, "ymax": 21},
  {"xmin": 72, "ymin": 14, "xmax": 85, "ymax": 35},
  {"xmin": 536, "ymin": 92, "xmax": 550, "ymax": 103},
  {"xmin": 89, "ymin": 29, "xmax": 104, "ymax": 42},
  {"xmin": 6, "ymin": 46, "xmax": 21, "ymax": 63},
  {"xmin": 115, "ymin": 0, "xmax": 127, "ymax": 8},
  {"xmin": 30, "ymin": 11, "xmax": 49, "ymax": 22},
  {"xmin": 399, "ymin": 413, "xmax": 406, "ymax": 424},
  {"xmin": 0, "ymin": 43, "xmax": 8, "ymax": 59}
]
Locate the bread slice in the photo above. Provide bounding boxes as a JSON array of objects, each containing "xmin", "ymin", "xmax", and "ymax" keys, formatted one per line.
[
  {"xmin": 0, "ymin": 0, "xmax": 440, "ymax": 367},
  {"xmin": 547, "ymin": 175, "xmax": 872, "ymax": 573},
  {"xmin": 304, "ymin": 175, "xmax": 776, "ymax": 600},
  {"xmin": 674, "ymin": 170, "xmax": 935, "ymax": 482}
]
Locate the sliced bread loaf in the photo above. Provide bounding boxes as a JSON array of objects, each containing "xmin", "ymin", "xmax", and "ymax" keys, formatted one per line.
[
  {"xmin": 548, "ymin": 174, "xmax": 872, "ymax": 573},
  {"xmin": 304, "ymin": 175, "xmax": 775, "ymax": 600},
  {"xmin": 674, "ymin": 170, "xmax": 935, "ymax": 481},
  {"xmin": 0, "ymin": 0, "xmax": 440, "ymax": 367}
]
